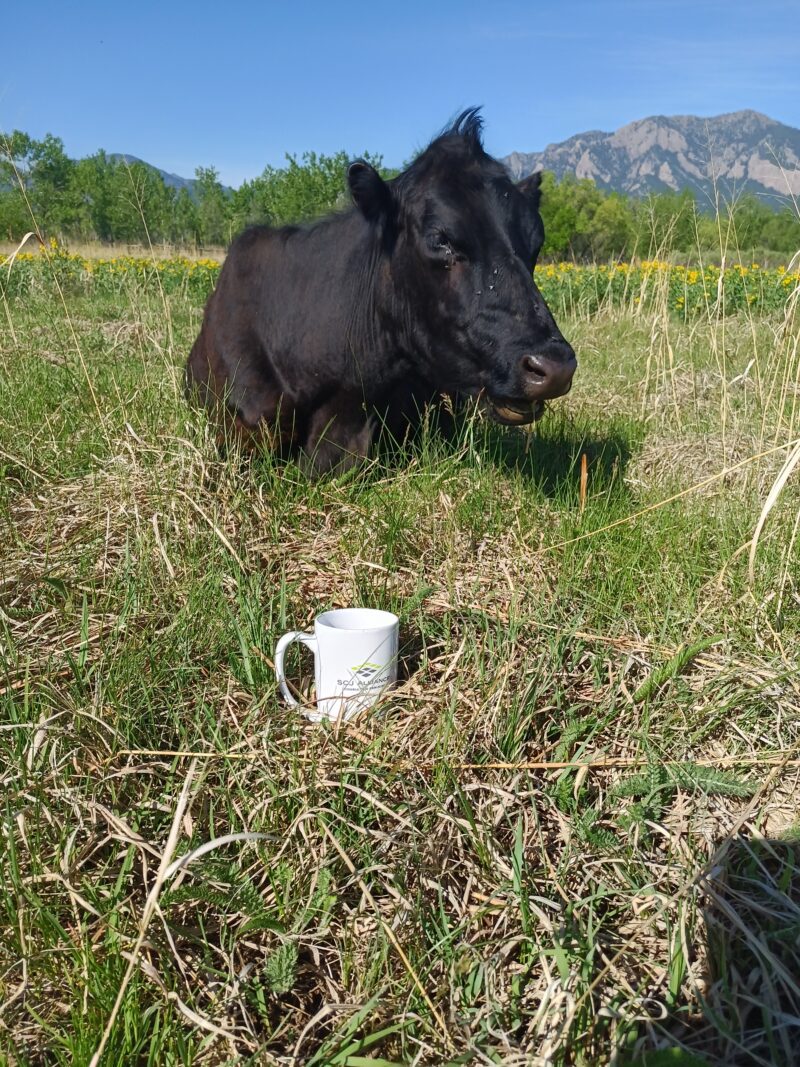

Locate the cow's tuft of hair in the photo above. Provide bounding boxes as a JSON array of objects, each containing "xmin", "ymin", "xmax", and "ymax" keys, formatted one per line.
[{"xmin": 449, "ymin": 107, "xmax": 484, "ymax": 148}]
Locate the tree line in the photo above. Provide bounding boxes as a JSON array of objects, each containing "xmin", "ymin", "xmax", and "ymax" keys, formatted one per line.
[{"xmin": 2, "ymin": 129, "xmax": 798, "ymax": 260}]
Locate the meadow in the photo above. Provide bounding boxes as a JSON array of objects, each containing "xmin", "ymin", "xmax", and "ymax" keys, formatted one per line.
[{"xmin": 1, "ymin": 243, "xmax": 799, "ymax": 1066}]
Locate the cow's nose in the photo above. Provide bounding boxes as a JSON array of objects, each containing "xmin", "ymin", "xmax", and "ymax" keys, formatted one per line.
[{"xmin": 520, "ymin": 343, "xmax": 577, "ymax": 399}]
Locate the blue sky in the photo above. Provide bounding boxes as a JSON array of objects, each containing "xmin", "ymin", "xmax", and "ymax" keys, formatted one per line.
[{"xmin": 3, "ymin": 0, "xmax": 799, "ymax": 187}]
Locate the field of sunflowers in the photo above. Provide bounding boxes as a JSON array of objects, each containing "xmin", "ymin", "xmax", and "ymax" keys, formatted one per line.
[{"xmin": 2, "ymin": 242, "xmax": 799, "ymax": 318}]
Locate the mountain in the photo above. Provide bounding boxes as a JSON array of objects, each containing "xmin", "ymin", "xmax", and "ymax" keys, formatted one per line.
[
  {"xmin": 503, "ymin": 110, "xmax": 800, "ymax": 206},
  {"xmin": 109, "ymin": 154, "xmax": 233, "ymax": 198},
  {"xmin": 108, "ymin": 110, "xmax": 800, "ymax": 207}
]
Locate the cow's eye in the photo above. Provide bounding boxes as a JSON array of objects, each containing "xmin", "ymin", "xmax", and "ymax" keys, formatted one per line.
[{"xmin": 427, "ymin": 231, "xmax": 462, "ymax": 266}]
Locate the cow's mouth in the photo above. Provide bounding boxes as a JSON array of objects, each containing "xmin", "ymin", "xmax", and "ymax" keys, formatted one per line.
[{"xmin": 487, "ymin": 398, "xmax": 546, "ymax": 426}]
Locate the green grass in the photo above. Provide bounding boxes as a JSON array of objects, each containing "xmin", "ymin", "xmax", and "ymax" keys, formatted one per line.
[{"xmin": 1, "ymin": 267, "xmax": 799, "ymax": 1065}]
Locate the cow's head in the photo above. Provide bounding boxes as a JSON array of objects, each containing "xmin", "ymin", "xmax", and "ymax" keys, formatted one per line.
[{"xmin": 347, "ymin": 108, "xmax": 576, "ymax": 425}]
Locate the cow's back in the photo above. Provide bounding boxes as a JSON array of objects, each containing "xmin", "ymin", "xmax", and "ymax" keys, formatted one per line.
[{"xmin": 186, "ymin": 214, "xmax": 389, "ymax": 450}]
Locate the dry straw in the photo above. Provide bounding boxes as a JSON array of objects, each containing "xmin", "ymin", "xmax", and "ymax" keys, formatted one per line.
[{"xmin": 89, "ymin": 759, "xmax": 201, "ymax": 1067}]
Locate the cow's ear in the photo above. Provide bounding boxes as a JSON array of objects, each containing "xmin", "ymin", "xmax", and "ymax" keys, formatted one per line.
[
  {"xmin": 517, "ymin": 171, "xmax": 543, "ymax": 208},
  {"xmin": 348, "ymin": 161, "xmax": 393, "ymax": 222}
]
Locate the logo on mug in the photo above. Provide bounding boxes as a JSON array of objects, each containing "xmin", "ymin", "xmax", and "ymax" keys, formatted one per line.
[{"xmin": 337, "ymin": 662, "xmax": 389, "ymax": 691}]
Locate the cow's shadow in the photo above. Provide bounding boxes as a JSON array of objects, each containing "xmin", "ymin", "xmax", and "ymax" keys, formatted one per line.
[
  {"xmin": 482, "ymin": 416, "xmax": 637, "ymax": 500},
  {"xmin": 376, "ymin": 407, "xmax": 639, "ymax": 504},
  {"xmin": 624, "ymin": 832, "xmax": 800, "ymax": 1066},
  {"xmin": 237, "ymin": 404, "xmax": 638, "ymax": 503}
]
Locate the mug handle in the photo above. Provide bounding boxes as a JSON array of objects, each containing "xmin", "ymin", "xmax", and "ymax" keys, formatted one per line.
[{"xmin": 274, "ymin": 631, "xmax": 317, "ymax": 706}]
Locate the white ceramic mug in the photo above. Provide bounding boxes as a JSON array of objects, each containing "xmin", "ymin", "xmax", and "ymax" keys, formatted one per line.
[{"xmin": 274, "ymin": 608, "xmax": 399, "ymax": 722}]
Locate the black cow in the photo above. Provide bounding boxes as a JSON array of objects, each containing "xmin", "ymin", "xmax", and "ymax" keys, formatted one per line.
[{"xmin": 186, "ymin": 109, "xmax": 576, "ymax": 475}]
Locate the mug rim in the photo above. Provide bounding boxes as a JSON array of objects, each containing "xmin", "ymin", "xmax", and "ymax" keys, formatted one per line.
[{"xmin": 316, "ymin": 608, "xmax": 399, "ymax": 632}]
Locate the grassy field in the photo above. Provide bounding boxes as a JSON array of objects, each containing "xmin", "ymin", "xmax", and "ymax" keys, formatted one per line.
[{"xmin": 1, "ymin": 249, "xmax": 799, "ymax": 1066}]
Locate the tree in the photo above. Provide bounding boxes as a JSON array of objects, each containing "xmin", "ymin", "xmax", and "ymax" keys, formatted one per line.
[
  {"xmin": 0, "ymin": 190, "xmax": 28, "ymax": 239},
  {"xmin": 29, "ymin": 134, "xmax": 79, "ymax": 235},
  {"xmin": 71, "ymin": 151, "xmax": 115, "ymax": 241},
  {"xmin": 1, "ymin": 130, "xmax": 79, "ymax": 238},
  {"xmin": 0, "ymin": 130, "xmax": 30, "ymax": 239},
  {"xmin": 0, "ymin": 129, "xmax": 34, "ymax": 190},
  {"xmin": 171, "ymin": 187, "xmax": 200, "ymax": 245},
  {"xmin": 195, "ymin": 166, "xmax": 229, "ymax": 245},
  {"xmin": 236, "ymin": 150, "xmax": 390, "ymax": 231},
  {"xmin": 635, "ymin": 189, "xmax": 697, "ymax": 255},
  {"xmin": 589, "ymin": 194, "xmax": 635, "ymax": 260}
]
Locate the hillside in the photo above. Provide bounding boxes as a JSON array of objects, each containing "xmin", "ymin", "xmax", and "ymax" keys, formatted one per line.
[
  {"xmin": 108, "ymin": 154, "xmax": 233, "ymax": 198},
  {"xmin": 503, "ymin": 109, "xmax": 800, "ymax": 205}
]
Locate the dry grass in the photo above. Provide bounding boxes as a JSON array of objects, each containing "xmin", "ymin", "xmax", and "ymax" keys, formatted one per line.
[{"xmin": 1, "ymin": 262, "xmax": 799, "ymax": 1065}]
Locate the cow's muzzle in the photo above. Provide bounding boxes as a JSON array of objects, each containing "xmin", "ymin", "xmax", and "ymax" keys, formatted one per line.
[
  {"xmin": 519, "ymin": 341, "xmax": 577, "ymax": 401},
  {"xmin": 486, "ymin": 339, "xmax": 577, "ymax": 425}
]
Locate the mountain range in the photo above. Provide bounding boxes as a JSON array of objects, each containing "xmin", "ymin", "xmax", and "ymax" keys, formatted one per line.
[
  {"xmin": 502, "ymin": 110, "xmax": 800, "ymax": 206},
  {"xmin": 108, "ymin": 154, "xmax": 199, "ymax": 195},
  {"xmin": 119, "ymin": 110, "xmax": 800, "ymax": 207},
  {"xmin": 108, "ymin": 155, "xmax": 233, "ymax": 198}
]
